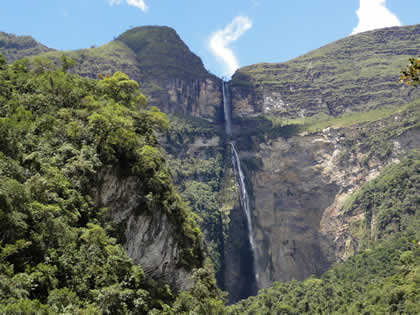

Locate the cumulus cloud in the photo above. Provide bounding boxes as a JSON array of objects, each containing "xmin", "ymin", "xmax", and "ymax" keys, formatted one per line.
[
  {"xmin": 352, "ymin": 0, "xmax": 401, "ymax": 35},
  {"xmin": 208, "ymin": 16, "xmax": 253, "ymax": 77},
  {"xmin": 108, "ymin": 0, "xmax": 148, "ymax": 12}
]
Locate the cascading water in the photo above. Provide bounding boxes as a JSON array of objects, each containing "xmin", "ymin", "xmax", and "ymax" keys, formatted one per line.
[
  {"xmin": 222, "ymin": 80, "xmax": 259, "ymax": 288},
  {"xmin": 222, "ymin": 81, "xmax": 232, "ymax": 136}
]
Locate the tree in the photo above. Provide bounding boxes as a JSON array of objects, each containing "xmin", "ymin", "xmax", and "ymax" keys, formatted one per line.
[
  {"xmin": 400, "ymin": 55, "xmax": 420, "ymax": 86},
  {"xmin": 59, "ymin": 54, "xmax": 76, "ymax": 72}
]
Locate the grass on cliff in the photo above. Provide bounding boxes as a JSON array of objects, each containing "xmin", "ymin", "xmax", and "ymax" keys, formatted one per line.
[
  {"xmin": 266, "ymin": 98, "xmax": 420, "ymax": 134},
  {"xmin": 42, "ymin": 40, "xmax": 139, "ymax": 79},
  {"xmin": 116, "ymin": 26, "xmax": 211, "ymax": 80}
]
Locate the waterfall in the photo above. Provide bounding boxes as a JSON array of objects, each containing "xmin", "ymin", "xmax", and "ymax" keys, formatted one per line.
[
  {"xmin": 222, "ymin": 81, "xmax": 232, "ymax": 136},
  {"xmin": 222, "ymin": 80, "xmax": 259, "ymax": 287}
]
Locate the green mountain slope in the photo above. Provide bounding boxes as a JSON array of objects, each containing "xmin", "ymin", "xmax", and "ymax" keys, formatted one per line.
[
  {"xmin": 0, "ymin": 32, "xmax": 54, "ymax": 63},
  {"xmin": 225, "ymin": 24, "xmax": 420, "ymax": 300},
  {"xmin": 232, "ymin": 24, "xmax": 420, "ymax": 119},
  {"xmin": 0, "ymin": 27, "xmax": 222, "ymax": 121}
]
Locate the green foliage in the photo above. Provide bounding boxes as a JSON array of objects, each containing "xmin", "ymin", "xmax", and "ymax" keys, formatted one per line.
[
  {"xmin": 171, "ymin": 267, "xmax": 226, "ymax": 315},
  {"xmin": 228, "ymin": 235, "xmax": 420, "ymax": 314},
  {"xmin": 0, "ymin": 32, "xmax": 52, "ymax": 63},
  {"xmin": 59, "ymin": 54, "xmax": 76, "ymax": 73},
  {"xmin": 97, "ymin": 71, "xmax": 140, "ymax": 106},
  {"xmin": 400, "ymin": 55, "xmax": 420, "ymax": 86},
  {"xmin": 165, "ymin": 114, "xmax": 227, "ymax": 277},
  {"xmin": 344, "ymin": 151, "xmax": 420, "ymax": 249},
  {"xmin": 0, "ymin": 53, "xmax": 209, "ymax": 313}
]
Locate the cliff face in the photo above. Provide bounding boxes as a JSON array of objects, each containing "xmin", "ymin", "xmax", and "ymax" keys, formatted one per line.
[
  {"xmin": 94, "ymin": 167, "xmax": 195, "ymax": 290},
  {"xmin": 0, "ymin": 26, "xmax": 221, "ymax": 293},
  {"xmin": 232, "ymin": 106, "xmax": 419, "ymax": 288},
  {"xmin": 228, "ymin": 24, "xmax": 420, "ymax": 290},
  {"xmin": 115, "ymin": 27, "xmax": 222, "ymax": 121}
]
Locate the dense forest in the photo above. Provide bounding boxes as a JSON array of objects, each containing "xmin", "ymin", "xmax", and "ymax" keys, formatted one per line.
[{"xmin": 0, "ymin": 54, "xmax": 224, "ymax": 314}]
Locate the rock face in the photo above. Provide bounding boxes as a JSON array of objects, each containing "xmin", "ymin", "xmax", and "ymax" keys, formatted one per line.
[
  {"xmin": 228, "ymin": 24, "xmax": 420, "ymax": 290},
  {"xmin": 232, "ymin": 115, "xmax": 420, "ymax": 289},
  {"xmin": 3, "ymin": 22, "xmax": 420, "ymax": 302},
  {"xmin": 94, "ymin": 167, "xmax": 194, "ymax": 290},
  {"xmin": 115, "ymin": 26, "xmax": 223, "ymax": 121}
]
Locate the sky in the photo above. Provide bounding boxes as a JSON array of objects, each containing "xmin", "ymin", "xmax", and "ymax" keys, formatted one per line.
[{"xmin": 1, "ymin": 0, "xmax": 419, "ymax": 78}]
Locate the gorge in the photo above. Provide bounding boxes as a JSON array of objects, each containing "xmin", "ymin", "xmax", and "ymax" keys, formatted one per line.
[{"xmin": 0, "ymin": 22, "xmax": 419, "ymax": 313}]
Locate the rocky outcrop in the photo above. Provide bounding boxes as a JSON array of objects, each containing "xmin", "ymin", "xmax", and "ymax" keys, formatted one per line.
[
  {"xmin": 115, "ymin": 26, "xmax": 223, "ymax": 121},
  {"xmin": 94, "ymin": 167, "xmax": 194, "ymax": 290},
  {"xmin": 319, "ymin": 125, "xmax": 420, "ymax": 262},
  {"xmin": 150, "ymin": 77, "xmax": 222, "ymax": 121}
]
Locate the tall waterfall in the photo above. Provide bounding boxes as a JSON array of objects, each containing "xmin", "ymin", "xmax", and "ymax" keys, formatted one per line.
[
  {"xmin": 222, "ymin": 80, "xmax": 259, "ymax": 287},
  {"xmin": 222, "ymin": 81, "xmax": 232, "ymax": 136}
]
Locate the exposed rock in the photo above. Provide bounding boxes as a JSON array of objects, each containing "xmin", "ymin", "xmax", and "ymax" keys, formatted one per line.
[
  {"xmin": 320, "ymin": 127, "xmax": 420, "ymax": 262},
  {"xmin": 231, "ymin": 111, "xmax": 420, "ymax": 289},
  {"xmin": 114, "ymin": 26, "xmax": 223, "ymax": 121},
  {"xmin": 94, "ymin": 167, "xmax": 194, "ymax": 290},
  {"xmin": 154, "ymin": 77, "xmax": 222, "ymax": 121}
]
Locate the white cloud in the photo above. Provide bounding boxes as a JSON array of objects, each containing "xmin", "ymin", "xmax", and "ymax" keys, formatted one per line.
[
  {"xmin": 352, "ymin": 0, "xmax": 401, "ymax": 35},
  {"xmin": 208, "ymin": 16, "xmax": 253, "ymax": 77},
  {"xmin": 108, "ymin": 0, "xmax": 148, "ymax": 12},
  {"xmin": 127, "ymin": 0, "xmax": 148, "ymax": 12}
]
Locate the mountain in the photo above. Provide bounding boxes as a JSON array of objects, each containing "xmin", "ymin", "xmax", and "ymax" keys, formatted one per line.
[
  {"xmin": 0, "ymin": 55, "xmax": 228, "ymax": 313},
  {"xmin": 232, "ymin": 24, "xmax": 420, "ymax": 119},
  {"xmin": 50, "ymin": 26, "xmax": 222, "ymax": 121},
  {"xmin": 0, "ymin": 32, "xmax": 54, "ymax": 63},
  {"xmin": 0, "ymin": 23, "xmax": 419, "ymax": 312},
  {"xmin": 0, "ymin": 27, "xmax": 222, "ymax": 121}
]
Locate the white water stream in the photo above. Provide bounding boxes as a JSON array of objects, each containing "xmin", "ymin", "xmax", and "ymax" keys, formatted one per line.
[{"xmin": 222, "ymin": 80, "xmax": 259, "ymax": 286}]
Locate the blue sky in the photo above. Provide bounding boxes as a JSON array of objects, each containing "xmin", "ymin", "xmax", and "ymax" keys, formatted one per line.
[{"xmin": 1, "ymin": 1, "xmax": 419, "ymax": 77}]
